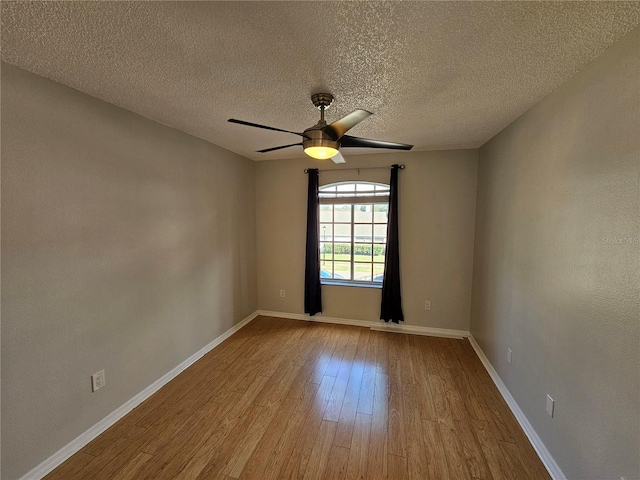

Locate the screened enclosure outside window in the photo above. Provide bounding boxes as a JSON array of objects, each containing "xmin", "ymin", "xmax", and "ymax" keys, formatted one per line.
[{"xmin": 319, "ymin": 182, "xmax": 389, "ymax": 285}]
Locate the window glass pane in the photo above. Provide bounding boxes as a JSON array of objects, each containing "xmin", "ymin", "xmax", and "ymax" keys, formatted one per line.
[
  {"xmin": 354, "ymin": 263, "xmax": 372, "ymax": 281},
  {"xmin": 373, "ymin": 224, "xmax": 387, "ymax": 243},
  {"xmin": 354, "ymin": 204, "xmax": 373, "ymax": 223},
  {"xmin": 334, "ymin": 261, "xmax": 352, "ymax": 280},
  {"xmin": 374, "ymin": 204, "xmax": 388, "ymax": 222},
  {"xmin": 373, "ymin": 263, "xmax": 385, "ymax": 282},
  {"xmin": 321, "ymin": 261, "xmax": 334, "ymax": 279},
  {"xmin": 354, "ymin": 244, "xmax": 373, "ymax": 262},
  {"xmin": 334, "ymin": 224, "xmax": 351, "ymax": 242},
  {"xmin": 320, "ymin": 242, "xmax": 333, "ymax": 261},
  {"xmin": 320, "ymin": 205, "xmax": 333, "ymax": 223},
  {"xmin": 333, "ymin": 243, "xmax": 351, "ymax": 261},
  {"xmin": 354, "ymin": 225, "xmax": 372, "ymax": 243},
  {"xmin": 334, "ymin": 204, "xmax": 351, "ymax": 222},
  {"xmin": 317, "ymin": 183, "xmax": 390, "ymax": 285},
  {"xmin": 320, "ymin": 223, "xmax": 333, "ymax": 242}
]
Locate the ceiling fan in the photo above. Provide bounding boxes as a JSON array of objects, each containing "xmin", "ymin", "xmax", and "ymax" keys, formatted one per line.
[{"xmin": 228, "ymin": 93, "xmax": 413, "ymax": 164}]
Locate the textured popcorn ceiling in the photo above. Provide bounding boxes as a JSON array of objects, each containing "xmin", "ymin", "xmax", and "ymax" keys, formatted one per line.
[{"xmin": 2, "ymin": 1, "xmax": 639, "ymax": 161}]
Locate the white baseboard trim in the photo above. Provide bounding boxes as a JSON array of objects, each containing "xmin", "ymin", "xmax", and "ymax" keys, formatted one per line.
[
  {"xmin": 468, "ymin": 336, "xmax": 566, "ymax": 480},
  {"xmin": 256, "ymin": 310, "xmax": 469, "ymax": 339},
  {"xmin": 20, "ymin": 311, "xmax": 260, "ymax": 480},
  {"xmin": 257, "ymin": 310, "xmax": 373, "ymax": 328},
  {"xmin": 370, "ymin": 323, "xmax": 468, "ymax": 339}
]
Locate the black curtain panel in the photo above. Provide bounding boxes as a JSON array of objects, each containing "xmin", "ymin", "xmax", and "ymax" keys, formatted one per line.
[
  {"xmin": 381, "ymin": 164, "xmax": 404, "ymax": 323},
  {"xmin": 304, "ymin": 169, "xmax": 322, "ymax": 316}
]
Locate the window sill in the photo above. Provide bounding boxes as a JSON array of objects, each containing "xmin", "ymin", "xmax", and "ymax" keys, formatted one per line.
[{"xmin": 321, "ymin": 281, "xmax": 382, "ymax": 289}]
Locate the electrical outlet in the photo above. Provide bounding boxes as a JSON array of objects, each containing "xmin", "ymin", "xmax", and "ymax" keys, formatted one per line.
[
  {"xmin": 280, "ymin": 289, "xmax": 285, "ymax": 298},
  {"xmin": 424, "ymin": 300, "xmax": 431, "ymax": 310},
  {"xmin": 546, "ymin": 394, "xmax": 554, "ymax": 417},
  {"xmin": 507, "ymin": 348, "xmax": 513, "ymax": 364},
  {"xmin": 92, "ymin": 370, "xmax": 105, "ymax": 392}
]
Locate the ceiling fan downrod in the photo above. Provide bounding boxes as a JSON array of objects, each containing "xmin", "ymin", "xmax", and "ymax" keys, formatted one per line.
[{"xmin": 311, "ymin": 93, "xmax": 333, "ymax": 123}]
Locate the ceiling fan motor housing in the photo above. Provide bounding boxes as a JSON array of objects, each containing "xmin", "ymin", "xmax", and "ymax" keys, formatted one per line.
[{"xmin": 302, "ymin": 127, "xmax": 339, "ymax": 151}]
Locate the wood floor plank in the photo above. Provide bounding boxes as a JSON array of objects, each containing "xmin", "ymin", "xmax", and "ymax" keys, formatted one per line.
[
  {"xmin": 366, "ymin": 371, "xmax": 389, "ymax": 480},
  {"xmin": 193, "ymin": 394, "xmax": 259, "ymax": 455},
  {"xmin": 472, "ymin": 418, "xmax": 530, "ymax": 480},
  {"xmin": 308, "ymin": 325, "xmax": 341, "ymax": 384},
  {"xmin": 111, "ymin": 452, "xmax": 155, "ymax": 480},
  {"xmin": 373, "ymin": 330, "xmax": 390, "ymax": 375},
  {"xmin": 45, "ymin": 316, "xmax": 551, "ymax": 480},
  {"xmin": 253, "ymin": 364, "xmax": 302, "ymax": 407},
  {"xmin": 402, "ymin": 382, "xmax": 429, "ymax": 479},
  {"xmin": 44, "ymin": 452, "xmax": 96, "ymax": 480},
  {"xmin": 499, "ymin": 440, "xmax": 551, "ymax": 480},
  {"xmin": 428, "ymin": 373, "xmax": 452, "ymax": 426},
  {"xmin": 324, "ymin": 329, "xmax": 359, "ymax": 422},
  {"xmin": 407, "ymin": 335, "xmax": 437, "ymax": 421},
  {"xmin": 302, "ymin": 420, "xmax": 338, "ymax": 480},
  {"xmin": 290, "ymin": 323, "xmax": 322, "ymax": 367},
  {"xmin": 80, "ymin": 415, "xmax": 138, "ymax": 457},
  {"xmin": 246, "ymin": 408, "xmax": 310, "ymax": 480},
  {"xmin": 324, "ymin": 325, "xmax": 352, "ymax": 377},
  {"xmin": 422, "ymin": 419, "xmax": 451, "ymax": 480},
  {"xmin": 174, "ymin": 455, "xmax": 211, "ymax": 480},
  {"xmin": 439, "ymin": 421, "xmax": 473, "ymax": 480},
  {"xmin": 69, "ymin": 425, "xmax": 150, "ymax": 480},
  {"xmin": 397, "ymin": 334, "xmax": 416, "ymax": 385},
  {"xmin": 221, "ymin": 403, "xmax": 276, "ymax": 478},
  {"xmin": 236, "ymin": 395, "xmax": 299, "ymax": 479},
  {"xmin": 356, "ymin": 329, "xmax": 377, "ymax": 415},
  {"xmin": 418, "ymin": 336, "xmax": 440, "ymax": 374},
  {"xmin": 135, "ymin": 401, "xmax": 227, "ymax": 479},
  {"xmin": 387, "ymin": 353, "xmax": 407, "ymax": 458},
  {"xmin": 334, "ymin": 330, "xmax": 368, "ymax": 446},
  {"xmin": 194, "ymin": 404, "xmax": 271, "ymax": 479},
  {"xmin": 325, "ymin": 445, "xmax": 350, "ymax": 480},
  {"xmin": 454, "ymin": 417, "xmax": 494, "ymax": 480},
  {"xmin": 279, "ymin": 375, "xmax": 337, "ymax": 479},
  {"xmin": 387, "ymin": 454, "xmax": 408, "ymax": 479},
  {"xmin": 250, "ymin": 380, "xmax": 326, "ymax": 480},
  {"xmin": 345, "ymin": 412, "xmax": 371, "ymax": 480}
]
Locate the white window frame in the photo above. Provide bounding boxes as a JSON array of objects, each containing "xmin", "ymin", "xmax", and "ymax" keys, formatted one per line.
[{"xmin": 319, "ymin": 181, "xmax": 389, "ymax": 287}]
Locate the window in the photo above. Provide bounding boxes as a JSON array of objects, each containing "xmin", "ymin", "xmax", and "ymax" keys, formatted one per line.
[{"xmin": 319, "ymin": 182, "xmax": 389, "ymax": 286}]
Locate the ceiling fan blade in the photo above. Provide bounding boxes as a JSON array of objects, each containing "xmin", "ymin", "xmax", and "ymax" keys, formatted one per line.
[
  {"xmin": 324, "ymin": 109, "xmax": 372, "ymax": 139},
  {"xmin": 340, "ymin": 135, "xmax": 413, "ymax": 150},
  {"xmin": 331, "ymin": 151, "xmax": 346, "ymax": 164},
  {"xmin": 228, "ymin": 118, "xmax": 309, "ymax": 138},
  {"xmin": 256, "ymin": 143, "xmax": 302, "ymax": 153}
]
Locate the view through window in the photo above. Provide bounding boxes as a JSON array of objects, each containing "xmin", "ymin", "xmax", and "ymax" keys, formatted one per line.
[{"xmin": 319, "ymin": 182, "xmax": 389, "ymax": 284}]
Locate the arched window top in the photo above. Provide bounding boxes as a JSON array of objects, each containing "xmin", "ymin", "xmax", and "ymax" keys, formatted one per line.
[{"xmin": 319, "ymin": 181, "xmax": 389, "ymax": 199}]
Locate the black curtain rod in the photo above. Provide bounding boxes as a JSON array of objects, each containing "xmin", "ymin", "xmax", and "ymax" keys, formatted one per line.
[{"xmin": 304, "ymin": 165, "xmax": 405, "ymax": 174}]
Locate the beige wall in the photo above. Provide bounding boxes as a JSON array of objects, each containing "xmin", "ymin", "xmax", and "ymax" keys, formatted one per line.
[
  {"xmin": 256, "ymin": 150, "xmax": 478, "ymax": 331},
  {"xmin": 471, "ymin": 28, "xmax": 639, "ymax": 480},
  {"xmin": 1, "ymin": 64, "xmax": 257, "ymax": 479}
]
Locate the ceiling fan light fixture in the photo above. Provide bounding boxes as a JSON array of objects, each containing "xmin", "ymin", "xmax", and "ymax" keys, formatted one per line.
[{"xmin": 304, "ymin": 145, "xmax": 339, "ymax": 160}]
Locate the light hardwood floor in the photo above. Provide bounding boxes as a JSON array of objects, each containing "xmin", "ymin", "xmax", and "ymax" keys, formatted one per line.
[{"xmin": 45, "ymin": 316, "xmax": 551, "ymax": 480}]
